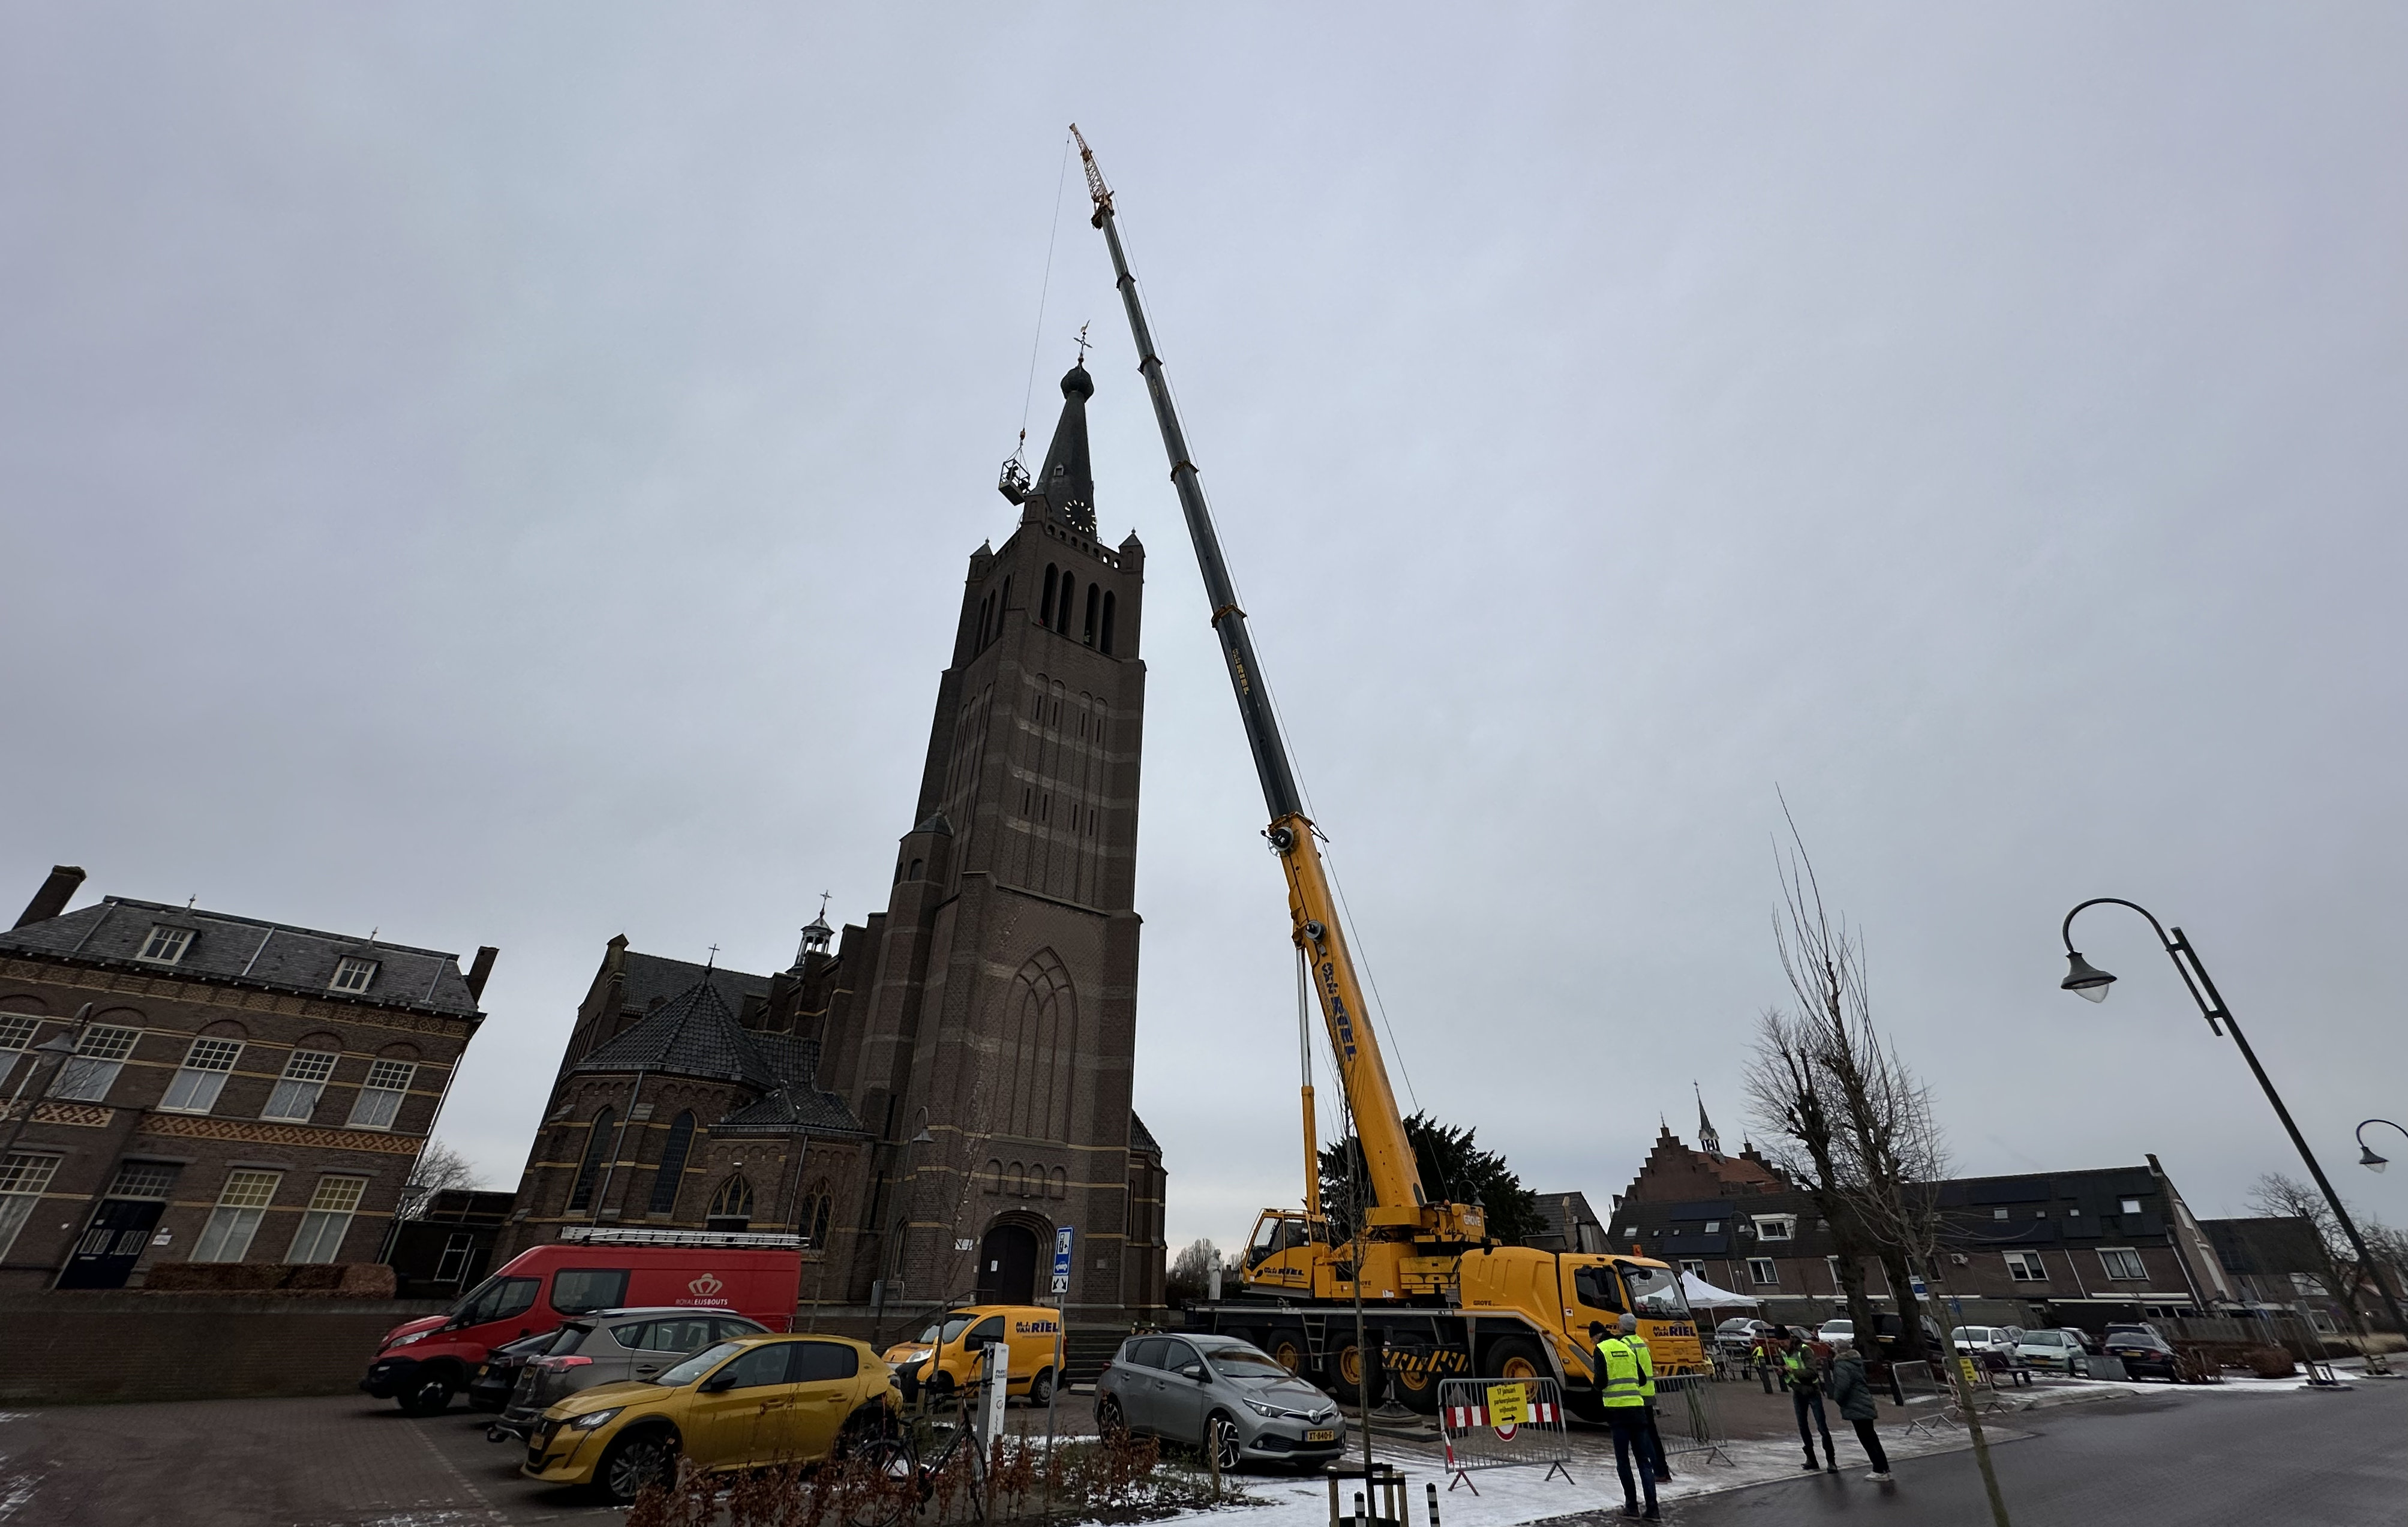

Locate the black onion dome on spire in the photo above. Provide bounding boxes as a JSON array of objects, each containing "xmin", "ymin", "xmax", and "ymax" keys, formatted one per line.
[{"xmin": 1031, "ymin": 362, "xmax": 1097, "ymax": 534}]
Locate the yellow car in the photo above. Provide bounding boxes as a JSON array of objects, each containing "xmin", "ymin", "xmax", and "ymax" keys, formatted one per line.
[
  {"xmin": 881, "ymin": 1304, "xmax": 1063, "ymax": 1405},
  {"xmin": 522, "ymin": 1333, "xmax": 898, "ymax": 1504}
]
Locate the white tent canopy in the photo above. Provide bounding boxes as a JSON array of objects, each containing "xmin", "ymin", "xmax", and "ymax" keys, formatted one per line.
[{"xmin": 1675, "ymin": 1271, "xmax": 1760, "ymax": 1309}]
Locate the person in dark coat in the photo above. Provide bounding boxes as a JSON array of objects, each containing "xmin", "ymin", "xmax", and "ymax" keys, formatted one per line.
[{"xmin": 1824, "ymin": 1339, "xmax": 1892, "ymax": 1482}]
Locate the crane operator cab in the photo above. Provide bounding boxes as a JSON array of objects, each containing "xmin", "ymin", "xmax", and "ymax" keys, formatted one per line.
[{"xmin": 1242, "ymin": 1210, "xmax": 1326, "ymax": 1289}]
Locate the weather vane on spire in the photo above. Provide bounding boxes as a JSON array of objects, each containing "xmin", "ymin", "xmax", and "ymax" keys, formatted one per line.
[{"xmin": 1075, "ymin": 321, "xmax": 1091, "ymax": 365}]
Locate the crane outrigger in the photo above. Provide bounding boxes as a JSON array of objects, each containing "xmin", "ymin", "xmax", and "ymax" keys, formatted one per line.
[{"xmin": 1072, "ymin": 127, "xmax": 1703, "ymax": 1412}]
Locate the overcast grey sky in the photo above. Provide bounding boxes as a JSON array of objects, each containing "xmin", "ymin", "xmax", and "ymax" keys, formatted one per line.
[{"xmin": 6, "ymin": 5, "xmax": 2405, "ymax": 1254}]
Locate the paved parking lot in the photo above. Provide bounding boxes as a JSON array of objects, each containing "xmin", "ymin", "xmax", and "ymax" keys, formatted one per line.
[{"xmin": 0, "ymin": 1389, "xmax": 1105, "ymax": 1527}]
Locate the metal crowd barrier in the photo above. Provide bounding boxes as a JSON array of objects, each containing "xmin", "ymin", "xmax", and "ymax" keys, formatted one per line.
[
  {"xmin": 1650, "ymin": 1374, "xmax": 1733, "ymax": 1468},
  {"xmin": 1887, "ymin": 1361, "xmax": 1951, "ymax": 1439},
  {"xmin": 1434, "ymin": 1377, "xmax": 1576, "ymax": 1492}
]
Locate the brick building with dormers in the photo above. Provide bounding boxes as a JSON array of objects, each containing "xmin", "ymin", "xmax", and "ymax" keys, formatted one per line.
[
  {"xmin": 1611, "ymin": 1123, "xmax": 2230, "ymax": 1329},
  {"xmin": 0, "ymin": 865, "xmax": 492, "ymax": 1291}
]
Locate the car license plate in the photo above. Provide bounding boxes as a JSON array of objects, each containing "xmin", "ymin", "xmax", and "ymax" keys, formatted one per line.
[{"xmin": 1306, "ymin": 1429, "xmax": 1336, "ymax": 1443}]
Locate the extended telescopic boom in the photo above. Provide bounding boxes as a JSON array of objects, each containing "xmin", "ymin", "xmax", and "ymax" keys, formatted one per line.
[{"xmin": 1071, "ymin": 127, "xmax": 1474, "ymax": 1242}]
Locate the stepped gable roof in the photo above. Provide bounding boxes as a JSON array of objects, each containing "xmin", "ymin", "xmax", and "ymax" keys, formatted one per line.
[
  {"xmin": 716, "ymin": 1083, "xmax": 866, "ymax": 1137},
  {"xmin": 571, "ymin": 979, "xmax": 782, "ymax": 1090},
  {"xmin": 616, "ymin": 951, "xmax": 771, "ymax": 1020},
  {"xmin": 0, "ymin": 896, "xmax": 480, "ymax": 1017},
  {"xmin": 1129, "ymin": 1111, "xmax": 1160, "ymax": 1156}
]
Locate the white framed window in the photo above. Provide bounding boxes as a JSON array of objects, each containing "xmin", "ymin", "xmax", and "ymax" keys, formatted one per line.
[
  {"xmin": 1679, "ymin": 1259, "xmax": 1706, "ymax": 1276},
  {"xmin": 1703, "ymin": 1221, "xmax": 1721, "ymax": 1234},
  {"xmin": 0, "ymin": 1152, "xmax": 62, "ymax": 1262},
  {"xmin": 2099, "ymin": 1248, "xmax": 2147, "ymax": 1281},
  {"xmin": 1748, "ymin": 1257, "xmax": 1779, "ymax": 1285},
  {"xmin": 0, "ymin": 1014, "xmax": 38, "ymax": 1052},
  {"xmin": 1992, "ymin": 1209, "xmax": 2010, "ymax": 1221},
  {"xmin": 1827, "ymin": 1255, "xmax": 1846, "ymax": 1288},
  {"xmin": 262, "ymin": 1051, "xmax": 337, "ymax": 1122},
  {"xmin": 159, "ymin": 1038, "xmax": 244, "ymax": 1113},
  {"xmin": 2004, "ymin": 1251, "xmax": 2047, "ymax": 1282},
  {"xmin": 193, "ymin": 1170, "xmax": 281, "ymax": 1263},
  {"xmin": 1754, "ymin": 1216, "xmax": 1794, "ymax": 1242},
  {"xmin": 346, "ymin": 1060, "xmax": 416, "ymax": 1130},
  {"xmin": 137, "ymin": 925, "xmax": 194, "ymax": 965},
  {"xmin": 287, "ymin": 1176, "xmax": 367, "ymax": 1263},
  {"xmin": 105, "ymin": 1161, "xmax": 179, "ymax": 1200},
  {"xmin": 53, "ymin": 1025, "xmax": 142, "ymax": 1102},
  {"xmin": 328, "ymin": 957, "xmax": 379, "ymax": 995},
  {"xmin": 2119, "ymin": 1198, "xmax": 2143, "ymax": 1215}
]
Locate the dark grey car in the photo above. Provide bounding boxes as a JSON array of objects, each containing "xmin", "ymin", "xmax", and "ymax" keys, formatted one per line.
[
  {"xmin": 490, "ymin": 1308, "xmax": 770, "ymax": 1441},
  {"xmin": 1094, "ymin": 1333, "xmax": 1346, "ymax": 1472}
]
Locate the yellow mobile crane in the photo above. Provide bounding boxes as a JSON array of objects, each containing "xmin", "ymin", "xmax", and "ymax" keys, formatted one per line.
[{"xmin": 1072, "ymin": 129, "xmax": 1704, "ymax": 1415}]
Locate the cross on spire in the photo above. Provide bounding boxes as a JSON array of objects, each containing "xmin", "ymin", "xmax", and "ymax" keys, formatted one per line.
[
  {"xmin": 704, "ymin": 943, "xmax": 720, "ymax": 973},
  {"xmin": 1074, "ymin": 320, "xmax": 1091, "ymax": 365}
]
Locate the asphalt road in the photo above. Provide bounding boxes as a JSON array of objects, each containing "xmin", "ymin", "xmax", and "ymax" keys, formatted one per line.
[{"xmin": 1661, "ymin": 1379, "xmax": 2408, "ymax": 1526}]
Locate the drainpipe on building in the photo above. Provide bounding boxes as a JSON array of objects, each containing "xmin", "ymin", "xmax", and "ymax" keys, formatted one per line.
[{"xmin": 587, "ymin": 1067, "xmax": 648, "ymax": 1225}]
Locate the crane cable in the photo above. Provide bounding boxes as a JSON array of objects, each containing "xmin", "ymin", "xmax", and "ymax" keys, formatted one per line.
[
  {"xmin": 1107, "ymin": 201, "xmax": 1426, "ymax": 1118},
  {"xmin": 1013, "ymin": 133, "xmax": 1076, "ymax": 462}
]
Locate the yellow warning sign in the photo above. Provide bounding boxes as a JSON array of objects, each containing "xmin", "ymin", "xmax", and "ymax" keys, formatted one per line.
[
  {"xmin": 1957, "ymin": 1357, "xmax": 1983, "ymax": 1388},
  {"xmin": 1485, "ymin": 1381, "xmax": 1530, "ymax": 1427}
]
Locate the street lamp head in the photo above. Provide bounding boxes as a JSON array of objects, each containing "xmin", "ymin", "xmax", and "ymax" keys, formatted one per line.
[
  {"xmin": 33, "ymin": 1036, "xmax": 78, "ymax": 1055},
  {"xmin": 2061, "ymin": 951, "xmax": 2116, "ymax": 1002},
  {"xmin": 2361, "ymin": 1144, "xmax": 2389, "ymax": 1174},
  {"xmin": 909, "ymin": 1128, "xmax": 935, "ymax": 1146}
]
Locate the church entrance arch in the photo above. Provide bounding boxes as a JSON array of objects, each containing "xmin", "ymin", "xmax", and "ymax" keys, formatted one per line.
[{"xmin": 975, "ymin": 1219, "xmax": 1043, "ymax": 1305}]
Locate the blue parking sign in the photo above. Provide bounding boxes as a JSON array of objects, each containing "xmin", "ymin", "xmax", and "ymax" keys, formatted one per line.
[{"xmin": 1052, "ymin": 1227, "xmax": 1074, "ymax": 1294}]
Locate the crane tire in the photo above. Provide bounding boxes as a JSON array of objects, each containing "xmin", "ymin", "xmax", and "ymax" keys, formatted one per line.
[{"xmin": 1483, "ymin": 1336, "xmax": 1548, "ymax": 1383}]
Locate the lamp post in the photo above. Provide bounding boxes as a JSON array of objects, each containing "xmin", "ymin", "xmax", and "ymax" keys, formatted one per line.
[
  {"xmin": 2356, "ymin": 1119, "xmax": 2407, "ymax": 1175},
  {"xmin": 2058, "ymin": 898, "xmax": 2408, "ymax": 1360}
]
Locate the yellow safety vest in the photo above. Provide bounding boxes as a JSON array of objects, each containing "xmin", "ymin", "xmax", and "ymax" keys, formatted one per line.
[
  {"xmin": 1595, "ymin": 1336, "xmax": 1649, "ymax": 1409},
  {"xmin": 1629, "ymin": 1333, "xmax": 1658, "ymax": 1399}
]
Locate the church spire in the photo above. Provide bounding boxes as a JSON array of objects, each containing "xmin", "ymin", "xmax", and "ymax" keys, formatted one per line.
[
  {"xmin": 1024, "ymin": 359, "xmax": 1097, "ymax": 534},
  {"xmin": 1695, "ymin": 1081, "xmax": 1724, "ymax": 1160}
]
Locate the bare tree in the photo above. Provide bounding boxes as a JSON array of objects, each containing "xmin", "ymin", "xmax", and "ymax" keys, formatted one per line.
[
  {"xmin": 397, "ymin": 1139, "xmax": 484, "ymax": 1221},
  {"xmin": 1164, "ymin": 1239, "xmax": 1220, "ymax": 1307},
  {"xmin": 2248, "ymin": 1173, "xmax": 2374, "ymax": 1345},
  {"xmin": 1742, "ymin": 1008, "xmax": 1884, "ymax": 1349},
  {"xmin": 1749, "ymin": 808, "xmax": 2010, "ymax": 1527}
]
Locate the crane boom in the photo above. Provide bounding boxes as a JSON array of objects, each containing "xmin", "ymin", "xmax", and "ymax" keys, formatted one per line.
[{"xmin": 1071, "ymin": 125, "xmax": 1466, "ymax": 1240}]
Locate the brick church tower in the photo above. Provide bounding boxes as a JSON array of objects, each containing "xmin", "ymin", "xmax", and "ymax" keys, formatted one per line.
[
  {"xmin": 502, "ymin": 360, "xmax": 1166, "ymax": 1340},
  {"xmin": 828, "ymin": 357, "xmax": 1160, "ymax": 1325}
]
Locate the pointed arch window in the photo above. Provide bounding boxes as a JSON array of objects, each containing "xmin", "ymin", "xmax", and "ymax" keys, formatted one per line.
[
  {"xmin": 1056, "ymin": 579, "xmax": 1076, "ymax": 635},
  {"xmin": 997, "ymin": 576, "xmax": 1012, "ymax": 639},
  {"xmin": 1083, "ymin": 584, "xmax": 1100, "ymax": 647},
  {"xmin": 795, "ymin": 1179, "xmax": 834, "ymax": 1248},
  {"xmin": 707, "ymin": 1176, "xmax": 754, "ymax": 1231},
  {"xmin": 647, "ymin": 1110, "xmax": 696, "ymax": 1215},
  {"xmin": 568, "ymin": 1107, "xmax": 615, "ymax": 1213},
  {"xmin": 1100, "ymin": 591, "xmax": 1116, "ymax": 654},
  {"xmin": 1040, "ymin": 565, "xmax": 1059, "ymax": 626}
]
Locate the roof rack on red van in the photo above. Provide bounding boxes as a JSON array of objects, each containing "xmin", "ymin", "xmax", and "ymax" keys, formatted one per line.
[{"xmin": 557, "ymin": 1227, "xmax": 804, "ymax": 1249}]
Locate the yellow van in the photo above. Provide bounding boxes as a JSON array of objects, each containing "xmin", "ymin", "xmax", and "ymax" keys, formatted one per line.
[{"xmin": 882, "ymin": 1305, "xmax": 1063, "ymax": 1405}]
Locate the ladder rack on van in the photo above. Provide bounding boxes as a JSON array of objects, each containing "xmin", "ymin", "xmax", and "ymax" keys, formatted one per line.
[{"xmin": 557, "ymin": 1227, "xmax": 803, "ymax": 1249}]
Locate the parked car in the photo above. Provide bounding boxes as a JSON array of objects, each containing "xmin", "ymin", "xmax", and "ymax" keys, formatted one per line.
[
  {"xmin": 1715, "ymin": 1318, "xmax": 1773, "ymax": 1358},
  {"xmin": 362, "ymin": 1238, "xmax": 800, "ymax": 1415},
  {"xmin": 1095, "ymin": 1333, "xmax": 1346, "ymax": 1473},
  {"xmin": 471, "ymin": 1330, "xmax": 569, "ymax": 1412},
  {"xmin": 521, "ymin": 1333, "xmax": 897, "ymax": 1505},
  {"xmin": 2058, "ymin": 1327, "xmax": 2104, "ymax": 1356},
  {"xmin": 2104, "ymin": 1321, "xmax": 2163, "ymax": 1343},
  {"xmin": 2012, "ymin": 1330, "xmax": 2091, "ymax": 1375},
  {"xmin": 880, "ymin": 1304, "xmax": 1064, "ymax": 1406},
  {"xmin": 2100, "ymin": 1330, "xmax": 2181, "ymax": 1381},
  {"xmin": 493, "ymin": 1308, "xmax": 771, "ymax": 1441},
  {"xmin": 1950, "ymin": 1325, "xmax": 2020, "ymax": 1358}
]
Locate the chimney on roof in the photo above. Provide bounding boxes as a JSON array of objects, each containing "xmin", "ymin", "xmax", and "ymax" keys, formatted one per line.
[
  {"xmin": 14, "ymin": 865, "xmax": 86, "ymax": 929},
  {"xmin": 465, "ymin": 946, "xmax": 499, "ymax": 1003}
]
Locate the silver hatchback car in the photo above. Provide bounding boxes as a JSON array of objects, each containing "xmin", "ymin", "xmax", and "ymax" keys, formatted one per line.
[
  {"xmin": 491, "ymin": 1307, "xmax": 771, "ymax": 1441},
  {"xmin": 1095, "ymin": 1333, "xmax": 1346, "ymax": 1472}
]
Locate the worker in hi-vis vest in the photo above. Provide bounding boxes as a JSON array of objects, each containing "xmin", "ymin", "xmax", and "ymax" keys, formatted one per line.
[
  {"xmin": 1590, "ymin": 1315, "xmax": 1661, "ymax": 1520},
  {"xmin": 1625, "ymin": 1323, "xmax": 1672, "ymax": 1484}
]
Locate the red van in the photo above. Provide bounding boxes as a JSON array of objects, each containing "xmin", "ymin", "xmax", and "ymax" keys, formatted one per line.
[{"xmin": 363, "ymin": 1232, "xmax": 800, "ymax": 1414}]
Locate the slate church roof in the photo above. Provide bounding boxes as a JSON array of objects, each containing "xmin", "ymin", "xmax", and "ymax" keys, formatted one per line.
[{"xmin": 571, "ymin": 979, "xmax": 863, "ymax": 1135}]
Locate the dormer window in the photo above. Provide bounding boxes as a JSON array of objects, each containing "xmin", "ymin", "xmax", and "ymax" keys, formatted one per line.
[
  {"xmin": 138, "ymin": 926, "xmax": 193, "ymax": 965},
  {"xmin": 1753, "ymin": 1215, "xmax": 1795, "ymax": 1242},
  {"xmin": 329, "ymin": 957, "xmax": 378, "ymax": 995}
]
